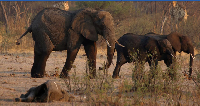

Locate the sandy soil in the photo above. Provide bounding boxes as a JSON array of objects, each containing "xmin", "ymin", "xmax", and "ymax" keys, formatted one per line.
[{"xmin": 0, "ymin": 49, "xmax": 198, "ymax": 105}]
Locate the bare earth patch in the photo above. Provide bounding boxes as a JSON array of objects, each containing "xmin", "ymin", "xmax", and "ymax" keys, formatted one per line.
[{"xmin": 0, "ymin": 48, "xmax": 199, "ymax": 105}]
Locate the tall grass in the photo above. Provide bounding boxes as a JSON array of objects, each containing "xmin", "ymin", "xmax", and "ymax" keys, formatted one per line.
[
  {"xmin": 57, "ymin": 52, "xmax": 200, "ymax": 105},
  {"xmin": 0, "ymin": 2, "xmax": 34, "ymax": 53}
]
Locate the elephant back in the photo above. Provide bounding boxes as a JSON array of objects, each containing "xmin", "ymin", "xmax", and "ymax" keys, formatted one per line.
[
  {"xmin": 30, "ymin": 8, "xmax": 75, "ymax": 51},
  {"xmin": 116, "ymin": 33, "xmax": 148, "ymax": 59}
]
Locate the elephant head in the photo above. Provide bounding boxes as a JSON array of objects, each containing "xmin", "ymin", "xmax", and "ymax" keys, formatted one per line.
[
  {"xmin": 158, "ymin": 39, "xmax": 174, "ymax": 57},
  {"xmin": 167, "ymin": 32, "xmax": 194, "ymax": 76},
  {"xmin": 70, "ymin": 8, "xmax": 116, "ymax": 69},
  {"xmin": 145, "ymin": 37, "xmax": 174, "ymax": 58}
]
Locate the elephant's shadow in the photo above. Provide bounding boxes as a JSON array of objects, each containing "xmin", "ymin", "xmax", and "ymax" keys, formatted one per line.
[
  {"xmin": 0, "ymin": 71, "xmax": 30, "ymax": 78},
  {"xmin": 0, "ymin": 98, "xmax": 13, "ymax": 102}
]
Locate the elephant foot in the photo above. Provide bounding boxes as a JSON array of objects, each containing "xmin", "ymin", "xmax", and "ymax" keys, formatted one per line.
[
  {"xmin": 31, "ymin": 73, "xmax": 44, "ymax": 78},
  {"xmin": 184, "ymin": 73, "xmax": 192, "ymax": 80},
  {"xmin": 88, "ymin": 74, "xmax": 96, "ymax": 79},
  {"xmin": 99, "ymin": 67, "xmax": 104, "ymax": 70},
  {"xmin": 59, "ymin": 72, "xmax": 70, "ymax": 79},
  {"xmin": 112, "ymin": 75, "xmax": 121, "ymax": 79},
  {"xmin": 188, "ymin": 76, "xmax": 192, "ymax": 80},
  {"xmin": 60, "ymin": 75, "xmax": 70, "ymax": 79}
]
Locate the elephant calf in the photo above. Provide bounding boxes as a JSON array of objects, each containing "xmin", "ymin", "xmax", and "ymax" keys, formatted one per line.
[
  {"xmin": 112, "ymin": 33, "xmax": 174, "ymax": 78},
  {"xmin": 146, "ymin": 32, "xmax": 194, "ymax": 78},
  {"xmin": 15, "ymin": 80, "xmax": 74, "ymax": 102}
]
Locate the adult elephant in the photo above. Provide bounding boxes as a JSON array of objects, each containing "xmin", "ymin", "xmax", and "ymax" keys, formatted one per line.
[
  {"xmin": 112, "ymin": 33, "xmax": 175, "ymax": 78},
  {"xmin": 146, "ymin": 32, "xmax": 194, "ymax": 78},
  {"xmin": 16, "ymin": 8, "xmax": 122, "ymax": 78}
]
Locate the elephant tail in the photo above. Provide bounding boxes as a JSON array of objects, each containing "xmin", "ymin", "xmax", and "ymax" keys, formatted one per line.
[{"xmin": 16, "ymin": 25, "xmax": 32, "ymax": 45}]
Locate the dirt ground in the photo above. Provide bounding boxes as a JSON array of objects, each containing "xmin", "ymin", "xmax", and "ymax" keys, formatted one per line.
[{"xmin": 0, "ymin": 48, "xmax": 199, "ymax": 105}]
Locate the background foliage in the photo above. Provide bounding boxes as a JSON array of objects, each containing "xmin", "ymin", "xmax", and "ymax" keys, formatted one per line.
[{"xmin": 0, "ymin": 1, "xmax": 199, "ymax": 52}]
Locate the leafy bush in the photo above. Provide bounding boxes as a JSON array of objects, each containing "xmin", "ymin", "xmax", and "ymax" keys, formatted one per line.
[
  {"xmin": 75, "ymin": 1, "xmax": 112, "ymax": 10},
  {"xmin": 75, "ymin": 1, "xmax": 136, "ymax": 21}
]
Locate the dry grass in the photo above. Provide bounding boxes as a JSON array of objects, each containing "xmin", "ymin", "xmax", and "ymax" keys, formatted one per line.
[{"xmin": 0, "ymin": 49, "xmax": 200, "ymax": 105}]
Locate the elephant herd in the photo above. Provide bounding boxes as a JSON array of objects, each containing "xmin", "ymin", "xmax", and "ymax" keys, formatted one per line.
[{"xmin": 16, "ymin": 8, "xmax": 194, "ymax": 79}]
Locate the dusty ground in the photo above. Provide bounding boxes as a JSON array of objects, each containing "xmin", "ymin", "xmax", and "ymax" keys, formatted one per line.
[
  {"xmin": 0, "ymin": 48, "xmax": 199, "ymax": 105},
  {"xmin": 0, "ymin": 49, "xmax": 133, "ymax": 106}
]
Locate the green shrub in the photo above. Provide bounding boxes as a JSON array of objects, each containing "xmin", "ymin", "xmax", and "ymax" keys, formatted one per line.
[{"xmin": 75, "ymin": 1, "xmax": 112, "ymax": 10}]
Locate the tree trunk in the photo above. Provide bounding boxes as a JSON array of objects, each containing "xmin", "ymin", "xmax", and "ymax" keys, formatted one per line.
[
  {"xmin": 0, "ymin": 1, "xmax": 9, "ymax": 33},
  {"xmin": 160, "ymin": 16, "xmax": 168, "ymax": 34}
]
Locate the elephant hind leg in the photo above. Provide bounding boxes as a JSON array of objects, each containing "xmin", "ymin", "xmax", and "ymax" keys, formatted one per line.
[
  {"xmin": 31, "ymin": 50, "xmax": 52, "ymax": 78},
  {"xmin": 83, "ymin": 41, "xmax": 97, "ymax": 79}
]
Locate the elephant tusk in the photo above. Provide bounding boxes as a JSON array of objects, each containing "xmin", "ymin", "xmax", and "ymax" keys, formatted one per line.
[
  {"xmin": 190, "ymin": 54, "xmax": 195, "ymax": 59},
  {"xmin": 54, "ymin": 82, "xmax": 58, "ymax": 90},
  {"xmin": 106, "ymin": 40, "xmax": 112, "ymax": 47},
  {"xmin": 115, "ymin": 41, "xmax": 125, "ymax": 47},
  {"xmin": 171, "ymin": 54, "xmax": 174, "ymax": 57}
]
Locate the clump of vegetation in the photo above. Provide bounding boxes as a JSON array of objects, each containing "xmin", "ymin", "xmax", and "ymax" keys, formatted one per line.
[
  {"xmin": 57, "ymin": 51, "xmax": 200, "ymax": 105},
  {"xmin": 75, "ymin": 1, "xmax": 112, "ymax": 10}
]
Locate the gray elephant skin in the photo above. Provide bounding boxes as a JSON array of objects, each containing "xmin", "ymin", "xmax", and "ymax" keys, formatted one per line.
[
  {"xmin": 146, "ymin": 32, "xmax": 194, "ymax": 78},
  {"xmin": 15, "ymin": 80, "xmax": 74, "ymax": 102},
  {"xmin": 112, "ymin": 33, "xmax": 175, "ymax": 78},
  {"xmin": 16, "ymin": 8, "xmax": 119, "ymax": 78}
]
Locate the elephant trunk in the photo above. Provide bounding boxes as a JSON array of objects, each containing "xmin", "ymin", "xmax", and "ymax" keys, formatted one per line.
[
  {"xmin": 189, "ymin": 47, "xmax": 194, "ymax": 77},
  {"xmin": 15, "ymin": 92, "xmax": 35, "ymax": 102},
  {"xmin": 103, "ymin": 30, "xmax": 115, "ymax": 69}
]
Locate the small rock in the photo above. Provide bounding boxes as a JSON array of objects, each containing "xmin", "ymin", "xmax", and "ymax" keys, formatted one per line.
[
  {"xmin": 33, "ymin": 79, "xmax": 37, "ymax": 82},
  {"xmin": 45, "ymin": 73, "xmax": 50, "ymax": 77},
  {"xmin": 2, "ymin": 81, "xmax": 8, "ymax": 84},
  {"xmin": 10, "ymin": 73, "xmax": 15, "ymax": 77},
  {"xmin": 100, "ymin": 55, "xmax": 103, "ymax": 58}
]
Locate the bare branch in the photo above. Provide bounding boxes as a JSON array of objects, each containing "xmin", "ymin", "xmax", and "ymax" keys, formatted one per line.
[{"xmin": 0, "ymin": 1, "xmax": 9, "ymax": 33}]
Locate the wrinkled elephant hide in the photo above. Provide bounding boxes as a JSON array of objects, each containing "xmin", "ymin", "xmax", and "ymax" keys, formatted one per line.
[{"xmin": 15, "ymin": 80, "xmax": 74, "ymax": 102}]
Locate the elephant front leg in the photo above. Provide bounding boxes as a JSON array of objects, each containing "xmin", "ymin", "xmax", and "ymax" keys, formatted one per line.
[
  {"xmin": 60, "ymin": 48, "xmax": 80, "ymax": 78},
  {"xmin": 164, "ymin": 56, "xmax": 177, "ymax": 80},
  {"xmin": 83, "ymin": 41, "xmax": 97, "ymax": 79},
  {"xmin": 31, "ymin": 51, "xmax": 51, "ymax": 78}
]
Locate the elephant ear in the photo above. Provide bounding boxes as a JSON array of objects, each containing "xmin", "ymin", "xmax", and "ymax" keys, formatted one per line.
[
  {"xmin": 145, "ymin": 37, "xmax": 159, "ymax": 55},
  {"xmin": 157, "ymin": 39, "xmax": 171, "ymax": 54},
  {"xmin": 180, "ymin": 36, "xmax": 193, "ymax": 52},
  {"xmin": 167, "ymin": 32, "xmax": 181, "ymax": 52},
  {"xmin": 71, "ymin": 9, "xmax": 98, "ymax": 41}
]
